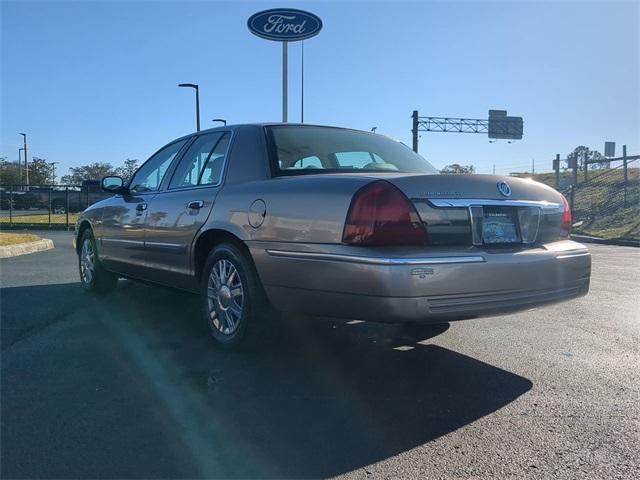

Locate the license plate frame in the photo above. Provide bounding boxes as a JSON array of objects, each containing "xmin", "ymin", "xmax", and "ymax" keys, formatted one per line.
[{"xmin": 481, "ymin": 207, "xmax": 521, "ymax": 244}]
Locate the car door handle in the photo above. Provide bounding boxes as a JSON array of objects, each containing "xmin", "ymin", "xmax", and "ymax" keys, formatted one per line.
[
  {"xmin": 136, "ymin": 203, "xmax": 147, "ymax": 213},
  {"xmin": 187, "ymin": 200, "xmax": 204, "ymax": 210}
]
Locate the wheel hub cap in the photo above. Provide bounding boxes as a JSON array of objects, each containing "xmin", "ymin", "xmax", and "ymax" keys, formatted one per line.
[{"xmin": 218, "ymin": 285, "xmax": 232, "ymax": 309}]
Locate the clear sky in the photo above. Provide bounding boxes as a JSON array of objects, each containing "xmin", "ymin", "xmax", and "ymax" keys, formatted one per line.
[{"xmin": 1, "ymin": 0, "xmax": 638, "ymax": 178}]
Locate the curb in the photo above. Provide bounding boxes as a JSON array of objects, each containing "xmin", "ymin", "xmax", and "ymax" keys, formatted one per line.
[
  {"xmin": 571, "ymin": 234, "xmax": 639, "ymax": 248},
  {"xmin": 0, "ymin": 239, "xmax": 55, "ymax": 258}
]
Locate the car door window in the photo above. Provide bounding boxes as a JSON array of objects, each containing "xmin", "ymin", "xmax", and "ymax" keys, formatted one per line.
[
  {"xmin": 169, "ymin": 132, "xmax": 231, "ymax": 189},
  {"xmin": 129, "ymin": 140, "xmax": 187, "ymax": 193}
]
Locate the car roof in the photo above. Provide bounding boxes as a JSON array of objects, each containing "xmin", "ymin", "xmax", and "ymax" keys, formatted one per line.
[{"xmin": 181, "ymin": 123, "xmax": 374, "ymax": 137}]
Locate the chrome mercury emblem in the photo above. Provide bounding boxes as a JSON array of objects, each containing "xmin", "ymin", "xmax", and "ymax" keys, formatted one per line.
[{"xmin": 497, "ymin": 181, "xmax": 512, "ymax": 197}]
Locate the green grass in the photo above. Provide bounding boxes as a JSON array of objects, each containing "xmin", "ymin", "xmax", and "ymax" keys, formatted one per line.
[
  {"xmin": 0, "ymin": 232, "xmax": 42, "ymax": 246},
  {"xmin": 0, "ymin": 213, "xmax": 79, "ymax": 225},
  {"xmin": 516, "ymin": 167, "xmax": 640, "ymax": 241}
]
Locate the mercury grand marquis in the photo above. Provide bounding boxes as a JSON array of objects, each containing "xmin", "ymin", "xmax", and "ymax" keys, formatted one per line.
[{"xmin": 74, "ymin": 124, "xmax": 591, "ymax": 347}]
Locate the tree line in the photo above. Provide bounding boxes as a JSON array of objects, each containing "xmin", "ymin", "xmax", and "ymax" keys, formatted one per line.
[{"xmin": 0, "ymin": 158, "xmax": 139, "ymax": 186}]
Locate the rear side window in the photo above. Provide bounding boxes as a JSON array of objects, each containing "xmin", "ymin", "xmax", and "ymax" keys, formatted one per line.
[{"xmin": 169, "ymin": 132, "xmax": 231, "ymax": 189}]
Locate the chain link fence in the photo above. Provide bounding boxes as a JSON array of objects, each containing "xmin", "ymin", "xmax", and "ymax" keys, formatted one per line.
[
  {"xmin": 0, "ymin": 183, "xmax": 112, "ymax": 229},
  {"xmin": 560, "ymin": 160, "xmax": 639, "ymax": 241}
]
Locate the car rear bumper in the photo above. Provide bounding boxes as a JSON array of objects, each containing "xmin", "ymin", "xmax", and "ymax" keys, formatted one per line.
[{"xmin": 249, "ymin": 240, "xmax": 591, "ymax": 323}]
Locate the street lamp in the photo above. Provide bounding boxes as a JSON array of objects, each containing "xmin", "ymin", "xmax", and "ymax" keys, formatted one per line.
[
  {"xmin": 50, "ymin": 161, "xmax": 59, "ymax": 185},
  {"xmin": 212, "ymin": 118, "xmax": 227, "ymax": 126},
  {"xmin": 19, "ymin": 133, "xmax": 28, "ymax": 187},
  {"xmin": 178, "ymin": 83, "xmax": 200, "ymax": 131},
  {"xmin": 18, "ymin": 147, "xmax": 24, "ymax": 185}
]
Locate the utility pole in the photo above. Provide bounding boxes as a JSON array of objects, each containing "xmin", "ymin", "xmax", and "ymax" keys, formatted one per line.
[
  {"xmin": 623, "ymin": 145, "xmax": 628, "ymax": 208},
  {"xmin": 20, "ymin": 133, "xmax": 28, "ymax": 187},
  {"xmin": 532, "ymin": 158, "xmax": 535, "ymax": 176},
  {"xmin": 554, "ymin": 154, "xmax": 560, "ymax": 188},
  {"xmin": 583, "ymin": 150, "xmax": 589, "ymax": 182}
]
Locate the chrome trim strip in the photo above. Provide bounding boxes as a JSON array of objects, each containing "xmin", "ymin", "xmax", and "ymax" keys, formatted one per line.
[
  {"xmin": 427, "ymin": 198, "xmax": 562, "ymax": 210},
  {"xmin": 265, "ymin": 249, "xmax": 486, "ymax": 266},
  {"xmin": 101, "ymin": 238, "xmax": 144, "ymax": 246},
  {"xmin": 145, "ymin": 241, "xmax": 186, "ymax": 252},
  {"xmin": 556, "ymin": 251, "xmax": 591, "ymax": 259}
]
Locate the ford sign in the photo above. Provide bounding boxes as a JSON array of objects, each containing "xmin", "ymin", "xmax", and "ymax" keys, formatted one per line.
[{"xmin": 247, "ymin": 8, "xmax": 322, "ymax": 42}]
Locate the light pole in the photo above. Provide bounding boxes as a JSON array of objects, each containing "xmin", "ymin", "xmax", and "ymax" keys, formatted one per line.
[
  {"xmin": 18, "ymin": 147, "xmax": 24, "ymax": 185},
  {"xmin": 178, "ymin": 83, "xmax": 200, "ymax": 131},
  {"xmin": 212, "ymin": 118, "xmax": 227, "ymax": 126},
  {"xmin": 19, "ymin": 133, "xmax": 28, "ymax": 187},
  {"xmin": 50, "ymin": 161, "xmax": 59, "ymax": 185}
]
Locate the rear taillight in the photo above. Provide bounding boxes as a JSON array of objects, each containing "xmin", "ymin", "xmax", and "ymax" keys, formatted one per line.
[
  {"xmin": 561, "ymin": 194, "xmax": 572, "ymax": 237},
  {"xmin": 342, "ymin": 180, "xmax": 427, "ymax": 246}
]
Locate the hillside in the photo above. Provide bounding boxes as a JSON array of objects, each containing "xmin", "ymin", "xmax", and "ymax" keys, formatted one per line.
[{"xmin": 515, "ymin": 166, "xmax": 639, "ymax": 241}]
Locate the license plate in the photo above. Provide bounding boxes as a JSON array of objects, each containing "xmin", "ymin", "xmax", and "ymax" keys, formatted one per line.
[{"xmin": 482, "ymin": 208, "xmax": 520, "ymax": 244}]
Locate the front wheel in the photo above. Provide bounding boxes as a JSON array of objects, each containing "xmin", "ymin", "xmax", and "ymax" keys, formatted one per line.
[
  {"xmin": 200, "ymin": 243, "xmax": 267, "ymax": 349},
  {"xmin": 78, "ymin": 230, "xmax": 118, "ymax": 293}
]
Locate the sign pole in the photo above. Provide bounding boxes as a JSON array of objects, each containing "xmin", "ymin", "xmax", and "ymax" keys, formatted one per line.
[
  {"xmin": 282, "ymin": 41, "xmax": 288, "ymax": 122},
  {"xmin": 247, "ymin": 8, "xmax": 322, "ymax": 123}
]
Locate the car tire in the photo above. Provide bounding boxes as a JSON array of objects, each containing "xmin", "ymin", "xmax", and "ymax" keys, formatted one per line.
[
  {"xmin": 78, "ymin": 229, "xmax": 118, "ymax": 293},
  {"xmin": 200, "ymin": 242, "xmax": 268, "ymax": 349}
]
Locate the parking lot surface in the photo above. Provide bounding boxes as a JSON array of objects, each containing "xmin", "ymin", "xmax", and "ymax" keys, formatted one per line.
[{"xmin": 1, "ymin": 230, "xmax": 638, "ymax": 479}]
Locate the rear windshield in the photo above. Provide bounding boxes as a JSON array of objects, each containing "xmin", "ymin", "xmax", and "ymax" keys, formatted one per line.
[{"xmin": 267, "ymin": 126, "xmax": 438, "ymax": 176}]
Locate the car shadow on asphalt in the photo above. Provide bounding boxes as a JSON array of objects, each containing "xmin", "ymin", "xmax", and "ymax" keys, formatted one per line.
[{"xmin": 1, "ymin": 280, "xmax": 533, "ymax": 479}]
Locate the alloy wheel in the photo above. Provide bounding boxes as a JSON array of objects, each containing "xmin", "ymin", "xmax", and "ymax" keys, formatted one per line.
[
  {"xmin": 80, "ymin": 238, "xmax": 95, "ymax": 285},
  {"xmin": 207, "ymin": 259, "xmax": 244, "ymax": 335}
]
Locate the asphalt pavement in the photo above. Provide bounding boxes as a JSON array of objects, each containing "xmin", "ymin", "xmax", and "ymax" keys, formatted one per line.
[{"xmin": 1, "ymin": 230, "xmax": 638, "ymax": 479}]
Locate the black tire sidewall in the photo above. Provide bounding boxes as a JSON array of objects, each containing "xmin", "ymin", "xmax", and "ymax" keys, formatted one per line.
[
  {"xmin": 79, "ymin": 230, "xmax": 98, "ymax": 291},
  {"xmin": 79, "ymin": 229, "xmax": 117, "ymax": 292}
]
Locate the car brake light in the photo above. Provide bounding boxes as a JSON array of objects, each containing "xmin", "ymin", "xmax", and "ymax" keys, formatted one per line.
[
  {"xmin": 561, "ymin": 194, "xmax": 572, "ymax": 237},
  {"xmin": 342, "ymin": 180, "xmax": 427, "ymax": 246}
]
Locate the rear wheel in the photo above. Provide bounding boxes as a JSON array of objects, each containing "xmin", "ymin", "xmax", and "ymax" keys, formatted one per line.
[
  {"xmin": 200, "ymin": 243, "xmax": 267, "ymax": 349},
  {"xmin": 78, "ymin": 230, "xmax": 118, "ymax": 293}
]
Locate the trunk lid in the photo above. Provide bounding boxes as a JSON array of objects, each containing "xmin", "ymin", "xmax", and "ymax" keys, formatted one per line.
[
  {"xmin": 373, "ymin": 173, "xmax": 566, "ymax": 246},
  {"xmin": 379, "ymin": 173, "xmax": 562, "ymax": 203}
]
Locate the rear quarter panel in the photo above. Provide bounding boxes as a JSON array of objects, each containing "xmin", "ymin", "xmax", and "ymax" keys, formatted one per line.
[{"xmin": 210, "ymin": 175, "xmax": 372, "ymax": 243}]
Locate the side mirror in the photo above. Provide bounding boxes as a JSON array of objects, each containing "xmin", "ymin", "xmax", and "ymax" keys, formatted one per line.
[{"xmin": 101, "ymin": 176, "xmax": 126, "ymax": 194}]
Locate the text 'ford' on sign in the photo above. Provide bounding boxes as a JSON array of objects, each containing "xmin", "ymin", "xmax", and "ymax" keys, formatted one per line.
[{"xmin": 247, "ymin": 8, "xmax": 322, "ymax": 42}]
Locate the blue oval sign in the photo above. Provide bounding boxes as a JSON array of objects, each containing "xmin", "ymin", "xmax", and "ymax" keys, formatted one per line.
[{"xmin": 248, "ymin": 8, "xmax": 322, "ymax": 42}]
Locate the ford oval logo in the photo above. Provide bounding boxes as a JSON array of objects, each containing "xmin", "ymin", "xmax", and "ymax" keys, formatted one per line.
[
  {"xmin": 497, "ymin": 181, "xmax": 512, "ymax": 197},
  {"xmin": 248, "ymin": 8, "xmax": 323, "ymax": 42}
]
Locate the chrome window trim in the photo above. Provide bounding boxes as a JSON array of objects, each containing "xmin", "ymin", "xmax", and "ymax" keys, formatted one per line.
[
  {"xmin": 426, "ymin": 198, "xmax": 562, "ymax": 211},
  {"xmin": 265, "ymin": 249, "xmax": 486, "ymax": 266}
]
